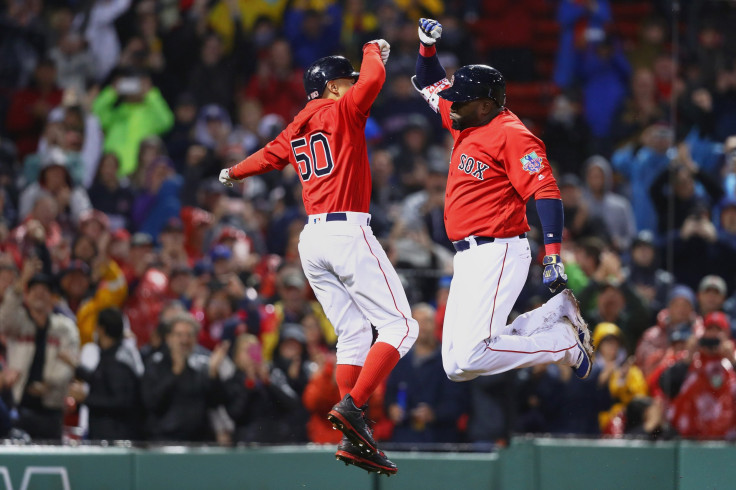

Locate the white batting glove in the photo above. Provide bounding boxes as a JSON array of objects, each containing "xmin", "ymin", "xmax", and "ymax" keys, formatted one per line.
[
  {"xmin": 366, "ymin": 39, "xmax": 391, "ymax": 65},
  {"xmin": 418, "ymin": 18, "xmax": 442, "ymax": 46},
  {"xmin": 219, "ymin": 168, "xmax": 238, "ymax": 187}
]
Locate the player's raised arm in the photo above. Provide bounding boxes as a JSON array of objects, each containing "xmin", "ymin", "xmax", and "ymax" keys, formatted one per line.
[
  {"xmin": 349, "ymin": 40, "xmax": 390, "ymax": 114},
  {"xmin": 219, "ymin": 132, "xmax": 291, "ymax": 186},
  {"xmin": 414, "ymin": 18, "xmax": 446, "ymax": 89}
]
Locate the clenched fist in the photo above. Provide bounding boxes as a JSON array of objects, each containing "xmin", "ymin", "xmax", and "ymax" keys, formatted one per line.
[
  {"xmin": 366, "ymin": 39, "xmax": 391, "ymax": 65},
  {"xmin": 219, "ymin": 168, "xmax": 238, "ymax": 187},
  {"xmin": 418, "ymin": 18, "xmax": 442, "ymax": 46}
]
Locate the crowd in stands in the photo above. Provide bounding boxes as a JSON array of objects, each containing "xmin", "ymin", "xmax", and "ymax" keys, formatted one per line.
[{"xmin": 1, "ymin": 0, "xmax": 736, "ymax": 446}]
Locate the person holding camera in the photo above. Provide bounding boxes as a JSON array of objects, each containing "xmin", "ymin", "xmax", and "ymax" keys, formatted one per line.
[
  {"xmin": 91, "ymin": 69, "xmax": 174, "ymax": 178},
  {"xmin": 661, "ymin": 312, "xmax": 736, "ymax": 439}
]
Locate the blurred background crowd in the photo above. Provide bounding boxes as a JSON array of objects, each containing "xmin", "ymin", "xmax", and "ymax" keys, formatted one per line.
[{"xmin": 1, "ymin": 0, "xmax": 736, "ymax": 447}]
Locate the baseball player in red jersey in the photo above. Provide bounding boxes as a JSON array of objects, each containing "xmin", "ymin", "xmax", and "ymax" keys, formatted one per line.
[
  {"xmin": 412, "ymin": 19, "xmax": 594, "ymax": 382},
  {"xmin": 219, "ymin": 40, "xmax": 417, "ymax": 475}
]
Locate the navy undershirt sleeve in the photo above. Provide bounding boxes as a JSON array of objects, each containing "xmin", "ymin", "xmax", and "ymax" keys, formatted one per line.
[
  {"xmin": 415, "ymin": 51, "xmax": 446, "ymax": 88},
  {"xmin": 535, "ymin": 198, "xmax": 564, "ymax": 244}
]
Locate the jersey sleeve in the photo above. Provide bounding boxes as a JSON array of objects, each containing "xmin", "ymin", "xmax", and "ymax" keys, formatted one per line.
[
  {"xmin": 500, "ymin": 128, "xmax": 558, "ymax": 201},
  {"xmin": 346, "ymin": 43, "xmax": 385, "ymax": 116},
  {"xmin": 411, "ymin": 76, "xmax": 454, "ymax": 131},
  {"xmin": 230, "ymin": 130, "xmax": 291, "ymax": 179}
]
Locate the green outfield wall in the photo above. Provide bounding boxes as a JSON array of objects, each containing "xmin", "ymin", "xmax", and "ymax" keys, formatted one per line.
[{"xmin": 0, "ymin": 438, "xmax": 732, "ymax": 490}]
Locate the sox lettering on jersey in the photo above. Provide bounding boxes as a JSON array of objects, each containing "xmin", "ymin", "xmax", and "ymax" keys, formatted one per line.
[{"xmin": 458, "ymin": 154, "xmax": 490, "ymax": 180}]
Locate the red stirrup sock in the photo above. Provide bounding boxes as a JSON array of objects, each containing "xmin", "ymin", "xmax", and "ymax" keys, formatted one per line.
[
  {"xmin": 349, "ymin": 342, "xmax": 400, "ymax": 407},
  {"xmin": 336, "ymin": 364, "xmax": 362, "ymax": 399}
]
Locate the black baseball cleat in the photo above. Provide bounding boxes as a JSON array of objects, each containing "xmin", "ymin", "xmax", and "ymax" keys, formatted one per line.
[
  {"xmin": 335, "ymin": 437, "xmax": 397, "ymax": 476},
  {"xmin": 327, "ymin": 394, "xmax": 378, "ymax": 456}
]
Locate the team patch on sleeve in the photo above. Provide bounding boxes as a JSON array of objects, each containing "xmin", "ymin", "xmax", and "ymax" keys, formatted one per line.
[
  {"xmin": 411, "ymin": 76, "xmax": 451, "ymax": 113},
  {"xmin": 520, "ymin": 151, "xmax": 544, "ymax": 174}
]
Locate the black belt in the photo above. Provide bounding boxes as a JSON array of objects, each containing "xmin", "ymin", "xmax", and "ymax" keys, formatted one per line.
[
  {"xmin": 452, "ymin": 233, "xmax": 527, "ymax": 252},
  {"xmin": 305, "ymin": 212, "xmax": 347, "ymax": 224}
]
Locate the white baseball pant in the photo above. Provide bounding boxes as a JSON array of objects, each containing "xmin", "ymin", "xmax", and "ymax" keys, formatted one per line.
[
  {"xmin": 442, "ymin": 236, "xmax": 578, "ymax": 382},
  {"xmin": 298, "ymin": 212, "xmax": 418, "ymax": 366}
]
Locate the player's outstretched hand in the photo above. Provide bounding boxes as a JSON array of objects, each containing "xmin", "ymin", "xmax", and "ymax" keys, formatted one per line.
[
  {"xmin": 366, "ymin": 39, "xmax": 391, "ymax": 65},
  {"xmin": 542, "ymin": 254, "xmax": 568, "ymax": 293},
  {"xmin": 219, "ymin": 168, "xmax": 238, "ymax": 187},
  {"xmin": 418, "ymin": 18, "xmax": 442, "ymax": 46}
]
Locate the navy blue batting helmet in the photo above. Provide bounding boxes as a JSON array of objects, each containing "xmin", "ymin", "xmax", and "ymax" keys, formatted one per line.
[
  {"xmin": 438, "ymin": 64, "xmax": 506, "ymax": 107},
  {"xmin": 303, "ymin": 56, "xmax": 360, "ymax": 101}
]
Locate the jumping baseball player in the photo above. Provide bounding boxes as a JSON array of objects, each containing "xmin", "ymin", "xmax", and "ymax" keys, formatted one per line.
[
  {"xmin": 220, "ymin": 40, "xmax": 417, "ymax": 475},
  {"xmin": 412, "ymin": 18, "xmax": 594, "ymax": 383}
]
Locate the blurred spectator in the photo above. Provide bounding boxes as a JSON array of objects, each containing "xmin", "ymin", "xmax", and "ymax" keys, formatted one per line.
[
  {"xmin": 581, "ymin": 155, "xmax": 637, "ymax": 251},
  {"xmin": 141, "ymin": 312, "xmax": 228, "ymax": 441},
  {"xmin": 92, "ymin": 70, "xmax": 174, "ymax": 177},
  {"xmin": 5, "ymin": 59, "xmax": 63, "ymax": 159},
  {"xmin": 558, "ymin": 174, "xmax": 609, "ymax": 242},
  {"xmin": 0, "ymin": 265, "xmax": 80, "ymax": 439},
  {"xmin": 649, "ymin": 143, "xmax": 724, "ymax": 236},
  {"xmin": 241, "ymin": 39, "xmax": 304, "ymax": 121},
  {"xmin": 284, "ymin": 3, "xmax": 342, "ymax": 70},
  {"xmin": 74, "ymin": 0, "xmax": 132, "ymax": 82},
  {"xmin": 697, "ymin": 275, "xmax": 728, "ymax": 319},
  {"xmin": 48, "ymin": 32, "xmax": 95, "ymax": 94},
  {"xmin": 611, "ymin": 123, "xmax": 673, "ymax": 232},
  {"xmin": 223, "ymin": 332, "xmax": 303, "ymax": 443},
  {"xmin": 542, "ymin": 93, "xmax": 592, "ymax": 177},
  {"xmin": 628, "ymin": 17, "xmax": 668, "ymax": 70},
  {"xmin": 164, "ymin": 93, "xmax": 199, "ymax": 171},
  {"xmin": 624, "ymin": 396, "xmax": 675, "ymax": 440},
  {"xmin": 610, "ymin": 68, "xmax": 668, "ymax": 150},
  {"xmin": 592, "ymin": 322, "xmax": 647, "ymax": 436},
  {"xmin": 19, "ymin": 155, "xmax": 92, "ymax": 231},
  {"xmin": 261, "ymin": 266, "xmax": 335, "ymax": 361},
  {"xmin": 65, "ymin": 307, "xmax": 143, "ymax": 440},
  {"xmin": 385, "ymin": 303, "xmax": 467, "ymax": 443},
  {"xmin": 577, "ymin": 32, "xmax": 631, "ymax": 154},
  {"xmin": 0, "ymin": 0, "xmax": 46, "ymax": 90},
  {"xmin": 302, "ymin": 353, "xmax": 341, "ymax": 444},
  {"xmin": 636, "ymin": 285, "xmax": 702, "ymax": 378},
  {"xmin": 188, "ymin": 33, "xmax": 238, "ymax": 110},
  {"xmin": 207, "ymin": 0, "xmax": 288, "ymax": 52},
  {"xmin": 623, "ymin": 230, "xmax": 673, "ymax": 314},
  {"xmin": 664, "ymin": 311, "xmax": 736, "ymax": 439},
  {"xmin": 131, "ymin": 157, "xmax": 182, "ymax": 237},
  {"xmin": 88, "ymin": 153, "xmax": 134, "ymax": 231},
  {"xmin": 553, "ymin": 0, "xmax": 612, "ymax": 89}
]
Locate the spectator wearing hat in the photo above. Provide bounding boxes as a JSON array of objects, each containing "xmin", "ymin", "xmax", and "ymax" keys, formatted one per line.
[
  {"xmin": 88, "ymin": 153, "xmax": 134, "ymax": 231},
  {"xmin": 592, "ymin": 322, "xmax": 648, "ymax": 436},
  {"xmin": 581, "ymin": 155, "xmax": 637, "ymax": 252},
  {"xmin": 122, "ymin": 232, "xmax": 172, "ymax": 347},
  {"xmin": 141, "ymin": 312, "xmax": 229, "ymax": 441},
  {"xmin": 636, "ymin": 285, "xmax": 704, "ymax": 378},
  {"xmin": 260, "ymin": 266, "xmax": 336, "ymax": 362},
  {"xmin": 65, "ymin": 307, "xmax": 144, "ymax": 440},
  {"xmin": 623, "ymin": 230, "xmax": 673, "ymax": 314},
  {"xmin": 131, "ymin": 156, "xmax": 182, "ymax": 238},
  {"xmin": 697, "ymin": 275, "xmax": 728, "ymax": 320},
  {"xmin": 0, "ymin": 261, "xmax": 80, "ymax": 439},
  {"xmin": 663, "ymin": 311, "xmax": 736, "ymax": 439},
  {"xmin": 92, "ymin": 69, "xmax": 174, "ymax": 177},
  {"xmin": 58, "ymin": 239, "xmax": 128, "ymax": 345}
]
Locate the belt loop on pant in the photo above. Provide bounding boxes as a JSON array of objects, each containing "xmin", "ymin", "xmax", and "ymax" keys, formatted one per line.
[{"xmin": 452, "ymin": 233, "xmax": 527, "ymax": 252}]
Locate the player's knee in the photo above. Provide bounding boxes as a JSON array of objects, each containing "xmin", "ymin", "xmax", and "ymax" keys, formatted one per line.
[{"xmin": 376, "ymin": 317, "xmax": 418, "ymax": 358}]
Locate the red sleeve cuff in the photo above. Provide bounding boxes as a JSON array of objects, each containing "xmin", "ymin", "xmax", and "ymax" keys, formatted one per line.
[
  {"xmin": 544, "ymin": 243, "xmax": 561, "ymax": 256},
  {"xmin": 419, "ymin": 44, "xmax": 436, "ymax": 57}
]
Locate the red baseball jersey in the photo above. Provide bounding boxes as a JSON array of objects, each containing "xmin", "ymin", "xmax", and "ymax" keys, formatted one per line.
[
  {"xmin": 230, "ymin": 45, "xmax": 385, "ymax": 215},
  {"xmin": 416, "ymin": 78, "xmax": 559, "ymax": 241}
]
